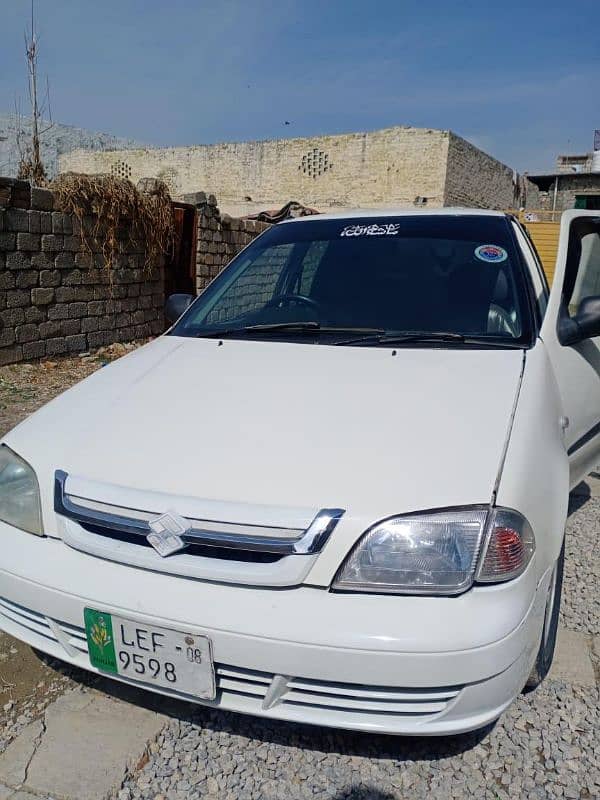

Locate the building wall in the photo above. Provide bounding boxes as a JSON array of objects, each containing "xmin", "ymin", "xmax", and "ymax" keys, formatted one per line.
[
  {"xmin": 443, "ymin": 133, "xmax": 541, "ymax": 209},
  {"xmin": 536, "ymin": 174, "xmax": 600, "ymax": 212},
  {"xmin": 187, "ymin": 192, "xmax": 270, "ymax": 293},
  {"xmin": 0, "ymin": 178, "xmax": 164, "ymax": 366},
  {"xmin": 60, "ymin": 126, "xmax": 451, "ymax": 215}
]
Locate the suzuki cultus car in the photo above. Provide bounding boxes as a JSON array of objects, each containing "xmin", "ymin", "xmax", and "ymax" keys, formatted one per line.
[{"xmin": 1, "ymin": 209, "xmax": 599, "ymax": 735}]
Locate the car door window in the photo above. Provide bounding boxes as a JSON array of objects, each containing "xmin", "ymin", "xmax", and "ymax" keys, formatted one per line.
[{"xmin": 564, "ymin": 218, "xmax": 600, "ymax": 319}]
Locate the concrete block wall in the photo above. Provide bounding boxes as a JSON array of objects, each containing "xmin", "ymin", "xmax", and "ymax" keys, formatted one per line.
[
  {"xmin": 443, "ymin": 133, "xmax": 541, "ymax": 209},
  {"xmin": 536, "ymin": 174, "xmax": 600, "ymax": 212},
  {"xmin": 60, "ymin": 126, "xmax": 451, "ymax": 216},
  {"xmin": 189, "ymin": 192, "xmax": 270, "ymax": 293},
  {"xmin": 0, "ymin": 177, "xmax": 164, "ymax": 367}
]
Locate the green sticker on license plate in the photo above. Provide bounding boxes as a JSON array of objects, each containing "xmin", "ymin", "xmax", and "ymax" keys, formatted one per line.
[{"xmin": 84, "ymin": 608, "xmax": 118, "ymax": 674}]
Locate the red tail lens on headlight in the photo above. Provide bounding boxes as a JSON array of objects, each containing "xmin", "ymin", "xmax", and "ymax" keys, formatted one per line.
[{"xmin": 477, "ymin": 510, "xmax": 535, "ymax": 583}]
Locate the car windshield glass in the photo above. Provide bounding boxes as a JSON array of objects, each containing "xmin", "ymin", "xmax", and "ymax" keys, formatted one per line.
[{"xmin": 171, "ymin": 215, "xmax": 532, "ymax": 346}]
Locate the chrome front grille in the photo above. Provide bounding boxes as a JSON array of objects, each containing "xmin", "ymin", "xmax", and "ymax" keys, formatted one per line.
[
  {"xmin": 0, "ymin": 597, "xmax": 462, "ymax": 723},
  {"xmin": 54, "ymin": 470, "xmax": 344, "ymax": 556}
]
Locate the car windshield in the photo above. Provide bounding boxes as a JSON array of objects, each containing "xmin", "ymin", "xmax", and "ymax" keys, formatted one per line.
[{"xmin": 171, "ymin": 215, "xmax": 533, "ymax": 347}]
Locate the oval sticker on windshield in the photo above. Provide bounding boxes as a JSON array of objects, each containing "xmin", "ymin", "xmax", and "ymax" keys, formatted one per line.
[{"xmin": 474, "ymin": 244, "xmax": 508, "ymax": 263}]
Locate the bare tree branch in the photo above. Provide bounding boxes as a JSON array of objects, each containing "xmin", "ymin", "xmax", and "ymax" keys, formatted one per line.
[{"xmin": 16, "ymin": 0, "xmax": 52, "ymax": 185}]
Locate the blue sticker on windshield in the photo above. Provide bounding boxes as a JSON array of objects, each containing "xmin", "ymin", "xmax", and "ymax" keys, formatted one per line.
[{"xmin": 474, "ymin": 244, "xmax": 508, "ymax": 263}]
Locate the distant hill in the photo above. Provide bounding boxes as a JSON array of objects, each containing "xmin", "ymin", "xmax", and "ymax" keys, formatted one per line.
[{"xmin": 0, "ymin": 113, "xmax": 143, "ymax": 179}]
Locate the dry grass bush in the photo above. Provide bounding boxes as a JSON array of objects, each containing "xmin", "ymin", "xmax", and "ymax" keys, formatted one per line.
[{"xmin": 50, "ymin": 173, "xmax": 175, "ymax": 272}]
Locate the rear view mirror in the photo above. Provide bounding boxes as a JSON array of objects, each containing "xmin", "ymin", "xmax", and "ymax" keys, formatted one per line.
[
  {"xmin": 165, "ymin": 293, "xmax": 195, "ymax": 325},
  {"xmin": 558, "ymin": 295, "xmax": 600, "ymax": 346}
]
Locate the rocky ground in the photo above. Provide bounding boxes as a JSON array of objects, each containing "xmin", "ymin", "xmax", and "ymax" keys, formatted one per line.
[{"xmin": 0, "ymin": 349, "xmax": 598, "ymax": 800}]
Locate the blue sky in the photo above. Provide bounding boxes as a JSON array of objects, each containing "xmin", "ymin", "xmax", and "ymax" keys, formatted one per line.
[{"xmin": 1, "ymin": 0, "xmax": 598, "ymax": 172}]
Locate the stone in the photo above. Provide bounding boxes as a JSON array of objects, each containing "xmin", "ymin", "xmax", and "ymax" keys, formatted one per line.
[
  {"xmin": 6, "ymin": 207, "xmax": 29, "ymax": 232},
  {"xmin": 15, "ymin": 270, "xmax": 38, "ymax": 289},
  {"xmin": 28, "ymin": 210, "xmax": 41, "ymax": 233},
  {"xmin": 22, "ymin": 340, "xmax": 46, "ymax": 360},
  {"xmin": 55, "ymin": 287, "xmax": 75, "ymax": 303},
  {"xmin": 55, "ymin": 251, "xmax": 76, "ymax": 269},
  {"xmin": 31, "ymin": 287, "xmax": 55, "ymax": 306},
  {"xmin": 1, "ymin": 308, "xmax": 25, "ymax": 326},
  {"xmin": 16, "ymin": 233, "xmax": 40, "ymax": 251},
  {"xmin": 66, "ymin": 334, "xmax": 87, "ymax": 352},
  {"xmin": 69, "ymin": 302, "xmax": 87, "ymax": 318},
  {"xmin": 30, "ymin": 187, "xmax": 54, "ymax": 211},
  {"xmin": 87, "ymin": 300, "xmax": 105, "ymax": 316},
  {"xmin": 61, "ymin": 319, "xmax": 81, "ymax": 336},
  {"xmin": 182, "ymin": 191, "xmax": 207, "ymax": 206},
  {"xmin": 39, "ymin": 212, "xmax": 52, "ymax": 233},
  {"xmin": 7, "ymin": 290, "xmax": 29, "ymax": 308},
  {"xmin": 30, "ymin": 252, "xmax": 53, "ymax": 270},
  {"xmin": 0, "ymin": 719, "xmax": 44, "ymax": 785},
  {"xmin": 41, "ymin": 234, "xmax": 64, "ymax": 252},
  {"xmin": 15, "ymin": 324, "xmax": 39, "ymax": 344},
  {"xmin": 549, "ymin": 628, "xmax": 595, "ymax": 686},
  {"xmin": 0, "ymin": 345, "xmax": 23, "ymax": 366},
  {"xmin": 47, "ymin": 304, "xmax": 70, "ymax": 321},
  {"xmin": 24, "ymin": 689, "xmax": 165, "ymax": 800},
  {"xmin": 38, "ymin": 321, "xmax": 62, "ymax": 339},
  {"xmin": 0, "ymin": 232, "xmax": 16, "ymax": 251},
  {"xmin": 81, "ymin": 316, "xmax": 99, "ymax": 333},
  {"xmin": 24, "ymin": 306, "xmax": 44, "ymax": 324},
  {"xmin": 5, "ymin": 252, "xmax": 31, "ymax": 271},
  {"xmin": 0, "ymin": 327, "xmax": 15, "ymax": 347},
  {"xmin": 45, "ymin": 337, "xmax": 68, "ymax": 356},
  {"xmin": 63, "ymin": 269, "xmax": 83, "ymax": 286},
  {"xmin": 39, "ymin": 269, "xmax": 61, "ymax": 287},
  {"xmin": 0, "ymin": 270, "xmax": 15, "ymax": 290}
]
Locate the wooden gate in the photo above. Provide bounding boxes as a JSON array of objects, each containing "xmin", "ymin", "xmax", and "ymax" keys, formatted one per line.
[
  {"xmin": 164, "ymin": 202, "xmax": 197, "ymax": 297},
  {"xmin": 511, "ymin": 210, "xmax": 561, "ymax": 285}
]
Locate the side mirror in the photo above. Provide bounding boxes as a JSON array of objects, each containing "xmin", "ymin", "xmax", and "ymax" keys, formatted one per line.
[
  {"xmin": 558, "ymin": 295, "xmax": 600, "ymax": 346},
  {"xmin": 165, "ymin": 293, "xmax": 195, "ymax": 325}
]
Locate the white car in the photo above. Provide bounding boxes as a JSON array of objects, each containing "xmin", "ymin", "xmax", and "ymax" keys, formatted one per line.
[{"xmin": 1, "ymin": 209, "xmax": 599, "ymax": 736}]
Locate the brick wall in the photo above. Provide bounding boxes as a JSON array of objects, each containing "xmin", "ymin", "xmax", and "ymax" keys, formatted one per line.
[
  {"xmin": 535, "ymin": 174, "xmax": 600, "ymax": 212},
  {"xmin": 186, "ymin": 192, "xmax": 270, "ymax": 293},
  {"xmin": 443, "ymin": 133, "xmax": 541, "ymax": 209},
  {"xmin": 0, "ymin": 177, "xmax": 164, "ymax": 367},
  {"xmin": 60, "ymin": 126, "xmax": 541, "ymax": 217},
  {"xmin": 60, "ymin": 126, "xmax": 451, "ymax": 216}
]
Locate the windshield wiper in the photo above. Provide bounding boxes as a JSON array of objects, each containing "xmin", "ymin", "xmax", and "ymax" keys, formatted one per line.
[
  {"xmin": 195, "ymin": 322, "xmax": 385, "ymax": 338},
  {"xmin": 334, "ymin": 331, "xmax": 523, "ymax": 348}
]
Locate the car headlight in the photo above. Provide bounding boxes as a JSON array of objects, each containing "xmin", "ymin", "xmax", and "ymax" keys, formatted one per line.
[
  {"xmin": 0, "ymin": 446, "xmax": 43, "ymax": 535},
  {"xmin": 333, "ymin": 506, "xmax": 534, "ymax": 595}
]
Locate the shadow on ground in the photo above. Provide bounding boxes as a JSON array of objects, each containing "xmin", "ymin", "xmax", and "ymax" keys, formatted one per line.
[
  {"xmin": 34, "ymin": 650, "xmax": 493, "ymax": 764},
  {"xmin": 568, "ymin": 482, "xmax": 592, "ymax": 515}
]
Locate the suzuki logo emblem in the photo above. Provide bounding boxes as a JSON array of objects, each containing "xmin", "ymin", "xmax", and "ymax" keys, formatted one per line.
[{"xmin": 147, "ymin": 510, "xmax": 189, "ymax": 557}]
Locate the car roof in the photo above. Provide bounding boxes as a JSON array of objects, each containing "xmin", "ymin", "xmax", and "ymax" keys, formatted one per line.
[{"xmin": 282, "ymin": 207, "xmax": 510, "ymax": 224}]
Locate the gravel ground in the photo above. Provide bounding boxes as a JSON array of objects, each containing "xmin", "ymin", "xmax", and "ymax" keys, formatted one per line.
[
  {"xmin": 115, "ymin": 679, "xmax": 599, "ymax": 800},
  {"xmin": 560, "ymin": 495, "xmax": 600, "ymax": 635},
  {"xmin": 113, "ymin": 498, "xmax": 600, "ymax": 800},
  {"xmin": 0, "ymin": 349, "xmax": 598, "ymax": 800}
]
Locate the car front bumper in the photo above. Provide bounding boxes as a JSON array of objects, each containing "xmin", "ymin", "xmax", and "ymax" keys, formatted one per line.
[{"xmin": 0, "ymin": 522, "xmax": 549, "ymax": 735}]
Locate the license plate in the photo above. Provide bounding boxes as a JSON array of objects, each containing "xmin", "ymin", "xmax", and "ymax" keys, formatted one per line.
[{"xmin": 84, "ymin": 608, "xmax": 215, "ymax": 699}]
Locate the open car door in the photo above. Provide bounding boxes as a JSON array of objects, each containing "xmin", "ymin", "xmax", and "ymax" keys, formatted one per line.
[{"xmin": 541, "ymin": 209, "xmax": 600, "ymax": 488}]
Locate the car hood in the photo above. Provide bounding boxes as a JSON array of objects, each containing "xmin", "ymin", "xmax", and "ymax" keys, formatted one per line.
[{"xmin": 6, "ymin": 336, "xmax": 524, "ymax": 529}]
